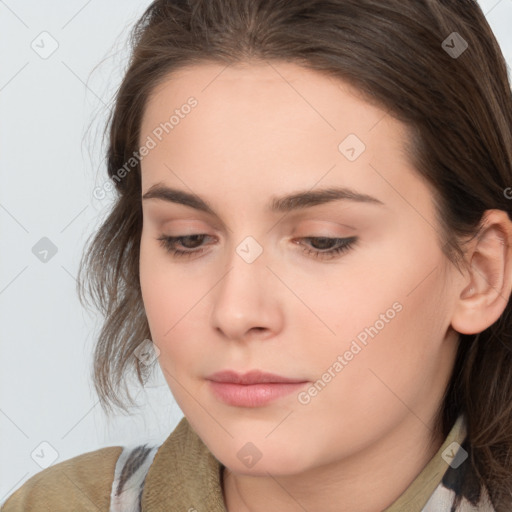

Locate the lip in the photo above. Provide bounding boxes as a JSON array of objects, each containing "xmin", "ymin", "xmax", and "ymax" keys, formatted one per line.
[
  {"xmin": 206, "ymin": 370, "xmax": 309, "ymax": 407},
  {"xmin": 206, "ymin": 369, "xmax": 307, "ymax": 385}
]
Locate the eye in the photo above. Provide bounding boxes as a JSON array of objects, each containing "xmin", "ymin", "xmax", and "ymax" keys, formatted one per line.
[
  {"xmin": 156, "ymin": 234, "xmax": 358, "ymax": 260},
  {"xmin": 156, "ymin": 234, "xmax": 213, "ymax": 259},
  {"xmin": 294, "ymin": 236, "xmax": 357, "ymax": 260}
]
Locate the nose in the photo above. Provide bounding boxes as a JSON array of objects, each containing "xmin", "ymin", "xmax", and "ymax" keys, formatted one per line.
[{"xmin": 210, "ymin": 241, "xmax": 283, "ymax": 342}]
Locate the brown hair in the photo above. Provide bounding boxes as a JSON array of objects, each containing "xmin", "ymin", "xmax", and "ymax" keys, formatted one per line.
[{"xmin": 77, "ymin": 0, "xmax": 512, "ymax": 507}]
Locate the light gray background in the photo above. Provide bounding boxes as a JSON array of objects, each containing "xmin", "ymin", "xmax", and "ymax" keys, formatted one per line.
[{"xmin": 1, "ymin": 0, "xmax": 511, "ymax": 502}]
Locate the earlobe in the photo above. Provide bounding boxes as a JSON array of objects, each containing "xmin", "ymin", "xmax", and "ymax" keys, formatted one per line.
[{"xmin": 451, "ymin": 209, "xmax": 512, "ymax": 335}]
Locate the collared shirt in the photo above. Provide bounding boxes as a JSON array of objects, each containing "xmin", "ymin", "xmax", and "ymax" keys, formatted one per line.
[{"xmin": 2, "ymin": 414, "xmax": 497, "ymax": 511}]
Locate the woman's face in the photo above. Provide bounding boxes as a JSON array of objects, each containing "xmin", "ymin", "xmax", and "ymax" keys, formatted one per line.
[{"xmin": 138, "ymin": 61, "xmax": 462, "ymax": 475}]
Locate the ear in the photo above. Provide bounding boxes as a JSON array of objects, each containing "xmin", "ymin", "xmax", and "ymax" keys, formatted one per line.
[{"xmin": 451, "ymin": 210, "xmax": 512, "ymax": 335}]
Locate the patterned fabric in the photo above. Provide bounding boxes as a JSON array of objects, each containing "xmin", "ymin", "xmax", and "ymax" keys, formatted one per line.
[
  {"xmin": 109, "ymin": 444, "xmax": 158, "ymax": 512},
  {"xmin": 422, "ymin": 438, "xmax": 495, "ymax": 511},
  {"xmin": 109, "ymin": 437, "xmax": 497, "ymax": 512}
]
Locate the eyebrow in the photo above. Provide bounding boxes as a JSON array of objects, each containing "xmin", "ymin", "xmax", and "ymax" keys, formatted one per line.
[{"xmin": 142, "ymin": 183, "xmax": 385, "ymax": 214}]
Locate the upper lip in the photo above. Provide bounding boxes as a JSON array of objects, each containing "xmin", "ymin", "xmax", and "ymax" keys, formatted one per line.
[{"xmin": 206, "ymin": 370, "xmax": 307, "ymax": 385}]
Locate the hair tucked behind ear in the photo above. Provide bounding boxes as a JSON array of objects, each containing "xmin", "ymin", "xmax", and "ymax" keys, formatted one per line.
[{"xmin": 76, "ymin": 0, "xmax": 512, "ymax": 507}]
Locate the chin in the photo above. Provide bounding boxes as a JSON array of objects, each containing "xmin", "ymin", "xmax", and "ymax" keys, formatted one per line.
[{"xmin": 216, "ymin": 443, "xmax": 314, "ymax": 477}]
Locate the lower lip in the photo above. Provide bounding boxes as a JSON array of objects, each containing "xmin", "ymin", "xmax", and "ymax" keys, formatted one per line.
[{"xmin": 207, "ymin": 380, "xmax": 308, "ymax": 407}]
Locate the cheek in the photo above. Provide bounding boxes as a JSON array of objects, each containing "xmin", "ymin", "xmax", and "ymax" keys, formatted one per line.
[
  {"xmin": 139, "ymin": 235, "xmax": 210, "ymax": 370},
  {"xmin": 140, "ymin": 232, "xmax": 189, "ymax": 323},
  {"xmin": 309, "ymin": 239, "xmax": 450, "ymax": 397}
]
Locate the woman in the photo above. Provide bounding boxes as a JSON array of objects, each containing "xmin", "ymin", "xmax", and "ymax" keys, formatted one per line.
[{"xmin": 3, "ymin": 0, "xmax": 512, "ymax": 511}]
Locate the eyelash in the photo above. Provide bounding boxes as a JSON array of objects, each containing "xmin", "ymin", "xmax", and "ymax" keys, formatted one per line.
[{"xmin": 156, "ymin": 234, "xmax": 357, "ymax": 260}]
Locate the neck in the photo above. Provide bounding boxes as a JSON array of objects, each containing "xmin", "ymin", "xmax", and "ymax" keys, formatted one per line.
[{"xmin": 222, "ymin": 414, "xmax": 445, "ymax": 512}]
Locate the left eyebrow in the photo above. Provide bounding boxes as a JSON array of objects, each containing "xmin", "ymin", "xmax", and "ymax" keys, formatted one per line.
[{"xmin": 142, "ymin": 183, "xmax": 385, "ymax": 214}]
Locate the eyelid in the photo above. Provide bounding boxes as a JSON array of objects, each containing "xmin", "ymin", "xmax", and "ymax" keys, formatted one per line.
[
  {"xmin": 285, "ymin": 217, "xmax": 356, "ymax": 234},
  {"xmin": 156, "ymin": 218, "xmax": 217, "ymax": 234},
  {"xmin": 149, "ymin": 210, "xmax": 356, "ymax": 230}
]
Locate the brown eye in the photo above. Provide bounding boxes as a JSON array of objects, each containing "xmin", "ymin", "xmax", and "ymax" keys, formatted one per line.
[
  {"xmin": 156, "ymin": 234, "xmax": 213, "ymax": 258},
  {"xmin": 297, "ymin": 236, "xmax": 357, "ymax": 260}
]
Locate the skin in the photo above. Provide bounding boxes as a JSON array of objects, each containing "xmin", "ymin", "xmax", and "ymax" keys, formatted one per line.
[{"xmin": 137, "ymin": 60, "xmax": 512, "ymax": 512}]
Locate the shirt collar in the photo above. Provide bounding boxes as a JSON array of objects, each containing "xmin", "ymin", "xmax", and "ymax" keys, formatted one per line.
[{"xmin": 383, "ymin": 413, "xmax": 467, "ymax": 511}]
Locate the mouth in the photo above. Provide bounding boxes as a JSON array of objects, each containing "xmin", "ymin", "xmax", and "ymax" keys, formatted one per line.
[{"xmin": 205, "ymin": 369, "xmax": 309, "ymax": 407}]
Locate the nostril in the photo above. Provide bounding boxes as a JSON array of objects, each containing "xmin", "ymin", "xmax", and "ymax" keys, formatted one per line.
[{"xmin": 251, "ymin": 327, "xmax": 266, "ymax": 334}]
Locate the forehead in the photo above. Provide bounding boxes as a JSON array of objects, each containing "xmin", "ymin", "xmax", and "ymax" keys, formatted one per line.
[
  {"xmin": 138, "ymin": 60, "xmax": 421, "ymax": 216},
  {"xmin": 141, "ymin": 60, "xmax": 391, "ymax": 136}
]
